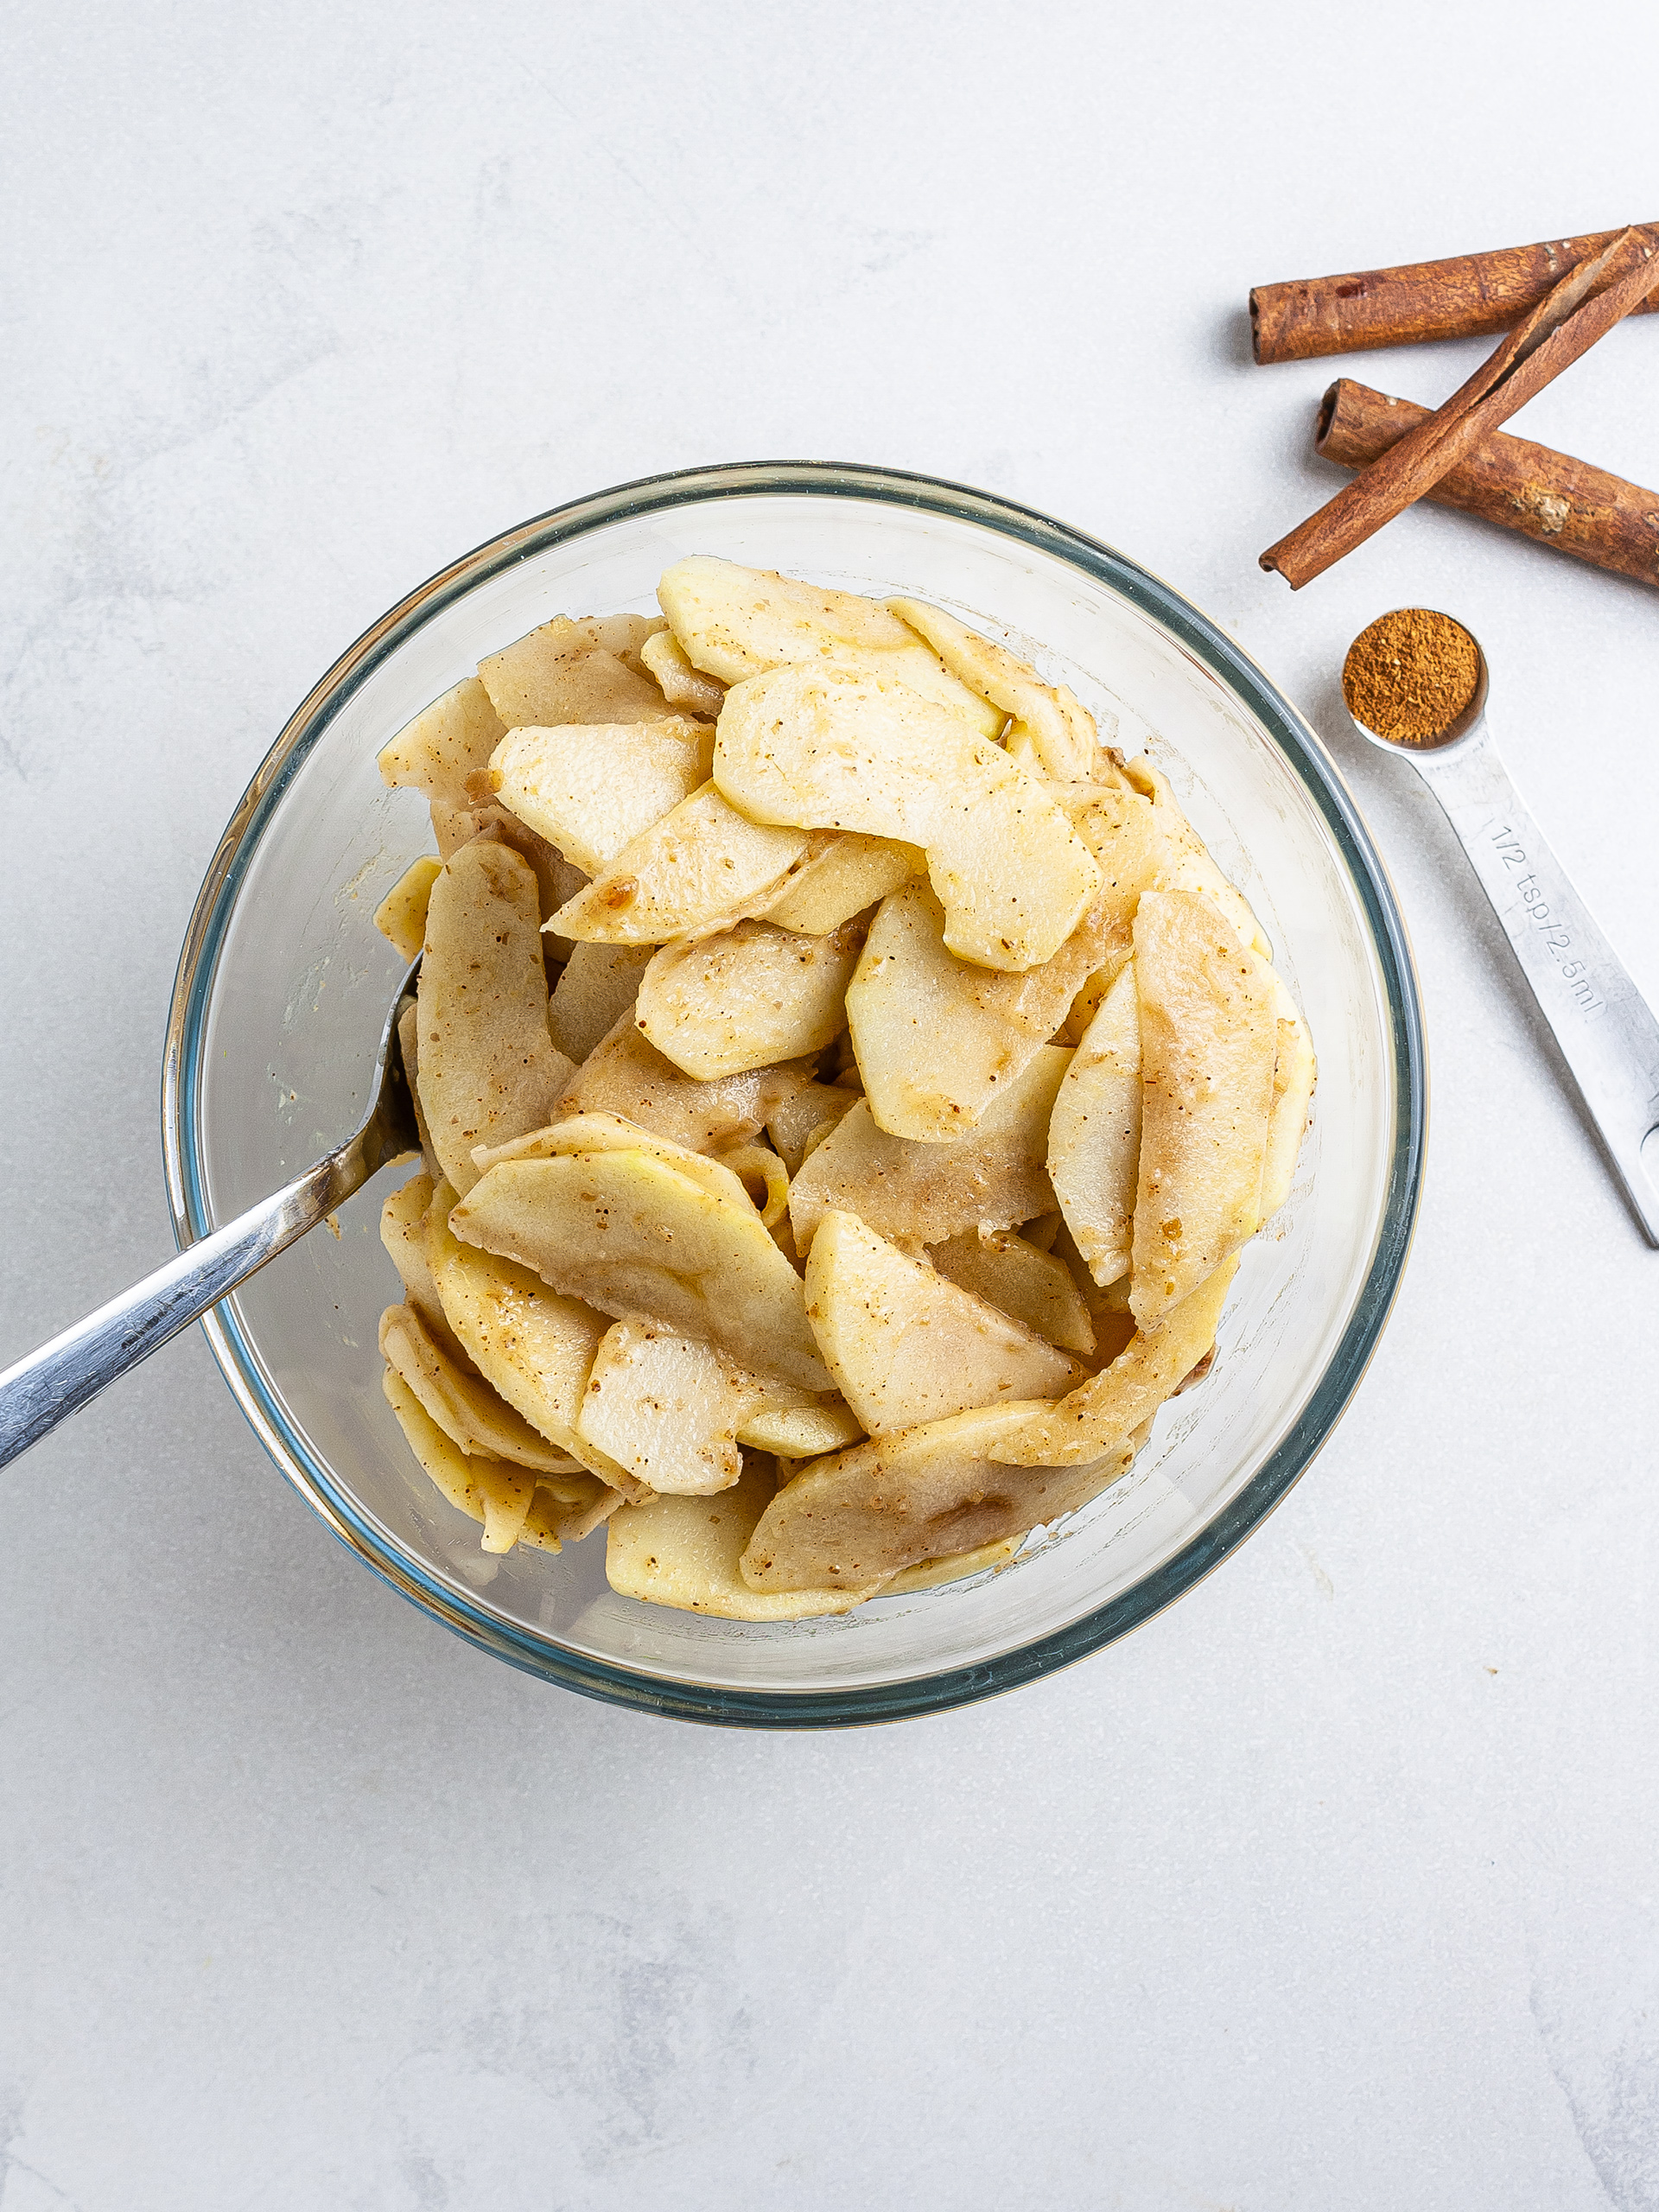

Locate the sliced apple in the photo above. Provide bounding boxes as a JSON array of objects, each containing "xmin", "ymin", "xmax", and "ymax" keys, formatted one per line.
[
  {"xmin": 574, "ymin": 613, "xmax": 666, "ymax": 678},
  {"xmin": 765, "ymin": 1080, "xmax": 860, "ymax": 1176},
  {"xmin": 607, "ymin": 1460, "xmax": 887, "ymax": 1618},
  {"xmin": 715, "ymin": 664, "xmax": 1100, "ymax": 971},
  {"xmin": 377, "ymin": 676, "xmax": 506, "ymax": 812},
  {"xmin": 378, "ymin": 1171, "xmax": 471, "ymax": 1363},
  {"xmin": 469, "ymin": 1108, "xmax": 753, "ymax": 1205},
  {"xmin": 480, "ymin": 614, "xmax": 676, "ymax": 728},
  {"xmin": 988, "ymin": 1257, "xmax": 1238, "ymax": 1467},
  {"xmin": 635, "ymin": 917, "xmax": 861, "ymax": 1081},
  {"xmin": 640, "ymin": 627, "xmax": 728, "ymax": 720},
  {"xmin": 788, "ymin": 1046, "xmax": 1071, "ymax": 1250},
  {"xmin": 378, "ymin": 1301, "xmax": 579, "ymax": 1473},
  {"xmin": 887, "ymin": 596, "xmax": 1096, "ymax": 781},
  {"xmin": 925, "ymin": 1225, "xmax": 1096, "ymax": 1357},
  {"xmin": 658, "ymin": 555, "xmax": 1003, "ymax": 734},
  {"xmin": 416, "ymin": 841, "xmax": 574, "ymax": 1194},
  {"xmin": 488, "ymin": 716, "xmax": 713, "ymax": 876},
  {"xmin": 396, "ymin": 1001, "xmax": 440, "ymax": 1181},
  {"xmin": 382, "ymin": 1366, "xmax": 537, "ymax": 1553},
  {"xmin": 558, "ymin": 1014, "xmax": 813, "ymax": 1154},
  {"xmin": 736, "ymin": 1391, "xmax": 865, "ymax": 1458},
  {"xmin": 549, "ymin": 782, "xmax": 810, "ymax": 944},
  {"xmin": 738, "ymin": 1403, "xmax": 1139, "ymax": 1591},
  {"xmin": 372, "ymin": 855, "xmax": 442, "ymax": 961},
  {"xmin": 1047, "ymin": 959, "xmax": 1141, "ymax": 1288},
  {"xmin": 577, "ymin": 1319, "xmax": 753, "ymax": 1495},
  {"xmin": 518, "ymin": 1478, "xmax": 624, "ymax": 1551},
  {"xmin": 1130, "ymin": 893, "xmax": 1277, "ymax": 1327},
  {"xmin": 881, "ymin": 1537, "xmax": 1021, "ymax": 1592},
  {"xmin": 804, "ymin": 1209, "xmax": 1087, "ymax": 1436},
  {"xmin": 424, "ymin": 1185, "xmax": 640, "ymax": 1497},
  {"xmin": 845, "ymin": 879, "xmax": 1116, "ymax": 1139},
  {"xmin": 452, "ymin": 1149, "xmax": 832, "ymax": 1392},
  {"xmin": 546, "ymin": 942, "xmax": 656, "ymax": 1065},
  {"xmin": 759, "ymin": 832, "xmax": 922, "ymax": 935}
]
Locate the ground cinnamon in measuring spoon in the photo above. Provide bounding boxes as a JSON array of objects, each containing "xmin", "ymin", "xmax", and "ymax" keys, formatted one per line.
[{"xmin": 1342, "ymin": 607, "xmax": 1481, "ymax": 742}]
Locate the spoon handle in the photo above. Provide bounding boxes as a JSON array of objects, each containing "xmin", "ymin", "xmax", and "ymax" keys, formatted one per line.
[
  {"xmin": 0, "ymin": 1147, "xmax": 369, "ymax": 1471},
  {"xmin": 1409, "ymin": 723, "xmax": 1659, "ymax": 1243}
]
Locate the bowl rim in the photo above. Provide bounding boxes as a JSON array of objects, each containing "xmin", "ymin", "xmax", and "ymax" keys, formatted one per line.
[{"xmin": 162, "ymin": 459, "xmax": 1427, "ymax": 1729}]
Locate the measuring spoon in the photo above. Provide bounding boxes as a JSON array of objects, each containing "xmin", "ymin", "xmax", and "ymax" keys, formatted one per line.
[{"xmin": 1344, "ymin": 615, "xmax": 1659, "ymax": 1245}]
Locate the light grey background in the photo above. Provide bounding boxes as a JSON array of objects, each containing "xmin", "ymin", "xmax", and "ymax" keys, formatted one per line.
[{"xmin": 4, "ymin": 3, "xmax": 1658, "ymax": 2206}]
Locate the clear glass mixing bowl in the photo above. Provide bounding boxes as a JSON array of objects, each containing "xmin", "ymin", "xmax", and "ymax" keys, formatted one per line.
[{"xmin": 162, "ymin": 462, "xmax": 1425, "ymax": 1726}]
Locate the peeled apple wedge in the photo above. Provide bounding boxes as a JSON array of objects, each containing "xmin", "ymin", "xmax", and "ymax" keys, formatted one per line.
[
  {"xmin": 575, "ymin": 1321, "xmax": 858, "ymax": 1486},
  {"xmin": 635, "ymin": 918, "xmax": 861, "ymax": 1081},
  {"xmin": 607, "ymin": 1460, "xmax": 887, "ymax": 1618},
  {"xmin": 578, "ymin": 1319, "xmax": 753, "ymax": 1495},
  {"xmin": 658, "ymin": 555, "xmax": 1003, "ymax": 736},
  {"xmin": 1063, "ymin": 779, "xmax": 1175, "ymax": 927},
  {"xmin": 925, "ymin": 1225, "xmax": 1096, "ymax": 1357},
  {"xmin": 714, "ymin": 665, "xmax": 1102, "ymax": 971},
  {"xmin": 988, "ymin": 1257, "xmax": 1238, "ymax": 1467},
  {"xmin": 549, "ymin": 782, "xmax": 810, "ymax": 944},
  {"xmin": 881, "ymin": 1537, "xmax": 1020, "ymax": 1593},
  {"xmin": 452, "ymin": 1149, "xmax": 833, "ymax": 1392},
  {"xmin": 1100, "ymin": 760, "xmax": 1271, "ymax": 957},
  {"xmin": 738, "ymin": 1403, "xmax": 1140, "ymax": 1591},
  {"xmin": 382, "ymin": 1368, "xmax": 537, "ymax": 1553},
  {"xmin": 469, "ymin": 1109, "xmax": 753, "ymax": 1208},
  {"xmin": 1130, "ymin": 893, "xmax": 1278, "ymax": 1327},
  {"xmin": 557, "ymin": 1015, "xmax": 814, "ymax": 1154},
  {"xmin": 887, "ymin": 596, "xmax": 1096, "ymax": 782},
  {"xmin": 397, "ymin": 1002, "xmax": 440, "ymax": 1181},
  {"xmin": 845, "ymin": 880, "xmax": 1115, "ymax": 1140},
  {"xmin": 546, "ymin": 941, "xmax": 656, "ymax": 1065},
  {"xmin": 788, "ymin": 1046, "xmax": 1071, "ymax": 1251},
  {"xmin": 640, "ymin": 627, "xmax": 728, "ymax": 720},
  {"xmin": 416, "ymin": 841, "xmax": 575, "ymax": 1195},
  {"xmin": 518, "ymin": 1479, "xmax": 626, "ymax": 1552},
  {"xmin": 765, "ymin": 1080, "xmax": 860, "ymax": 1176},
  {"xmin": 736, "ymin": 1392, "xmax": 865, "ymax": 1458},
  {"xmin": 573, "ymin": 613, "xmax": 668, "ymax": 678},
  {"xmin": 378, "ymin": 1300, "xmax": 581, "ymax": 1475},
  {"xmin": 1257, "ymin": 960, "xmax": 1318, "ymax": 1217},
  {"xmin": 480, "ymin": 614, "xmax": 675, "ymax": 728},
  {"xmin": 488, "ymin": 717, "xmax": 713, "ymax": 876},
  {"xmin": 804, "ymin": 1210, "xmax": 1088, "ymax": 1435},
  {"xmin": 1047, "ymin": 960, "xmax": 1141, "ymax": 1288},
  {"xmin": 424, "ymin": 1184, "xmax": 639, "ymax": 1497},
  {"xmin": 380, "ymin": 1172, "xmax": 472, "ymax": 1363},
  {"xmin": 378, "ymin": 676, "xmax": 506, "ymax": 813},
  {"xmin": 760, "ymin": 832, "xmax": 921, "ymax": 936},
  {"xmin": 458, "ymin": 806, "xmax": 588, "ymax": 928},
  {"xmin": 372, "ymin": 855, "xmax": 442, "ymax": 961}
]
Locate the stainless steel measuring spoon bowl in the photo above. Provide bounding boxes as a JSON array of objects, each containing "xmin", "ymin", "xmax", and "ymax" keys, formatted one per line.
[{"xmin": 1344, "ymin": 612, "xmax": 1659, "ymax": 1244}]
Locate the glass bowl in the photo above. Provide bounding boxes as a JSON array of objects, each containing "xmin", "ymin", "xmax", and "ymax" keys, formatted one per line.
[{"xmin": 162, "ymin": 462, "xmax": 1424, "ymax": 1727}]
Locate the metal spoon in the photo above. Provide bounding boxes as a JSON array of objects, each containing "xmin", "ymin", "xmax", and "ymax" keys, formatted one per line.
[
  {"xmin": 1344, "ymin": 619, "xmax": 1659, "ymax": 1243},
  {"xmin": 0, "ymin": 960, "xmax": 423, "ymax": 1469}
]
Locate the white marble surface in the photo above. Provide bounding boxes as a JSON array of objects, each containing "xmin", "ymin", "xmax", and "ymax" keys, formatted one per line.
[{"xmin": 4, "ymin": 4, "xmax": 1659, "ymax": 2204}]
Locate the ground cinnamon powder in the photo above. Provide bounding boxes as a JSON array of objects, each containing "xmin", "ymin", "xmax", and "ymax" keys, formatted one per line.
[{"xmin": 1342, "ymin": 607, "xmax": 1481, "ymax": 742}]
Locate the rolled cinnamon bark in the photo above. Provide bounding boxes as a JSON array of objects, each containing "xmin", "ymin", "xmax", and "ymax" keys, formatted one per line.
[
  {"xmin": 1251, "ymin": 225, "xmax": 1659, "ymax": 365},
  {"xmin": 1317, "ymin": 378, "xmax": 1659, "ymax": 589},
  {"xmin": 1260, "ymin": 225, "xmax": 1659, "ymax": 588}
]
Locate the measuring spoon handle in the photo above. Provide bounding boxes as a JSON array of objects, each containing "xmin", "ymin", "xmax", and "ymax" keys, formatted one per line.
[{"xmin": 1410, "ymin": 724, "xmax": 1659, "ymax": 1244}]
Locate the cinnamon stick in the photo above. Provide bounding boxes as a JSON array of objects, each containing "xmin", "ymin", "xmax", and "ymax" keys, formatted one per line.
[
  {"xmin": 1317, "ymin": 379, "xmax": 1659, "ymax": 589},
  {"xmin": 1252, "ymin": 225, "xmax": 1659, "ymax": 365},
  {"xmin": 1260, "ymin": 225, "xmax": 1659, "ymax": 588}
]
